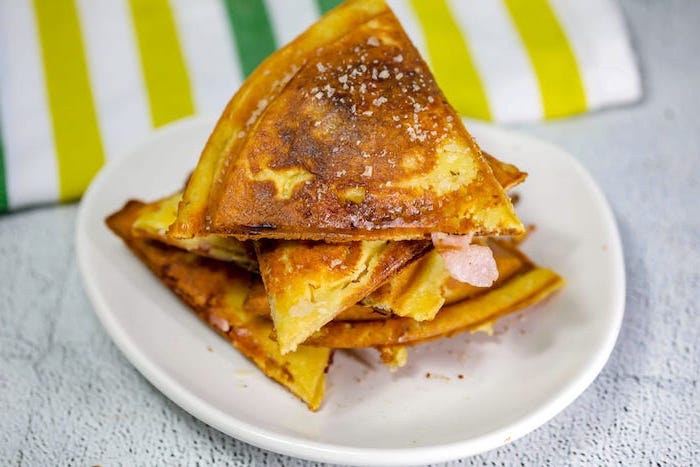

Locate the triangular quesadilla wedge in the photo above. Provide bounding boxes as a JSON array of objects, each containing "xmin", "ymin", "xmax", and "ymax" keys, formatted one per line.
[
  {"xmin": 106, "ymin": 201, "xmax": 331, "ymax": 411},
  {"xmin": 170, "ymin": 0, "xmax": 523, "ymax": 242}
]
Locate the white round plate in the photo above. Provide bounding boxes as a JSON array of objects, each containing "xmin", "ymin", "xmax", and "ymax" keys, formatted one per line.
[{"xmin": 76, "ymin": 117, "xmax": 624, "ymax": 466}]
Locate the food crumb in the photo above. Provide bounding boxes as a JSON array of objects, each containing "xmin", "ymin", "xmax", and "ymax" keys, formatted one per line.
[
  {"xmin": 425, "ymin": 372, "xmax": 431, "ymax": 378},
  {"xmin": 207, "ymin": 346, "xmax": 213, "ymax": 352},
  {"xmin": 458, "ymin": 374, "xmax": 464, "ymax": 379}
]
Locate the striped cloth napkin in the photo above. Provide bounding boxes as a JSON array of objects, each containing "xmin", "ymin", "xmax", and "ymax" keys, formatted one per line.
[{"xmin": 0, "ymin": 0, "xmax": 640, "ymax": 212}]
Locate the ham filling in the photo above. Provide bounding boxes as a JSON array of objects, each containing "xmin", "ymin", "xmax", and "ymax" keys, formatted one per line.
[
  {"xmin": 431, "ymin": 233, "xmax": 498, "ymax": 287},
  {"xmin": 208, "ymin": 313, "xmax": 231, "ymax": 333}
]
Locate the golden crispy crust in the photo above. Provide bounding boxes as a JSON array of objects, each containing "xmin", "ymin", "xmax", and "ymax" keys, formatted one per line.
[
  {"xmin": 172, "ymin": 0, "xmax": 523, "ymax": 242},
  {"xmin": 482, "ymin": 152, "xmax": 527, "ymax": 192}
]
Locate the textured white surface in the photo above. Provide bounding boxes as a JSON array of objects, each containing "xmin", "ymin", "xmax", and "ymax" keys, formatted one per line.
[{"xmin": 0, "ymin": 1, "xmax": 698, "ymax": 465}]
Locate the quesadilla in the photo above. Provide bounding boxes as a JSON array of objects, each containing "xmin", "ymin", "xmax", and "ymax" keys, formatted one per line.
[{"xmin": 170, "ymin": 0, "xmax": 522, "ymax": 242}]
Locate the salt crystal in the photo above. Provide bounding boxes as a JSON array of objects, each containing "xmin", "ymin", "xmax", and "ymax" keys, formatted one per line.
[
  {"xmin": 314, "ymin": 91, "xmax": 324, "ymax": 99},
  {"xmin": 338, "ymin": 74, "xmax": 348, "ymax": 84},
  {"xmin": 378, "ymin": 69, "xmax": 390, "ymax": 79},
  {"xmin": 393, "ymin": 54, "xmax": 403, "ymax": 63},
  {"xmin": 362, "ymin": 110, "xmax": 373, "ymax": 116},
  {"xmin": 362, "ymin": 166, "xmax": 373, "ymax": 177},
  {"xmin": 316, "ymin": 62, "xmax": 326, "ymax": 72},
  {"xmin": 367, "ymin": 36, "xmax": 380, "ymax": 47},
  {"xmin": 396, "ymin": 72, "xmax": 404, "ymax": 80},
  {"xmin": 373, "ymin": 96, "xmax": 388, "ymax": 106}
]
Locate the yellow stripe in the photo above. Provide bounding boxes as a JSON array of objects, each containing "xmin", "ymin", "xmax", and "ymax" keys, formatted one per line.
[
  {"xmin": 128, "ymin": 0, "xmax": 194, "ymax": 127},
  {"xmin": 33, "ymin": 0, "xmax": 105, "ymax": 202},
  {"xmin": 504, "ymin": 0, "xmax": 586, "ymax": 118},
  {"xmin": 410, "ymin": 0, "xmax": 491, "ymax": 120}
]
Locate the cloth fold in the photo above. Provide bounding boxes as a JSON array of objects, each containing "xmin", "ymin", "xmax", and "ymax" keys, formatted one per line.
[{"xmin": 0, "ymin": 0, "xmax": 640, "ymax": 212}]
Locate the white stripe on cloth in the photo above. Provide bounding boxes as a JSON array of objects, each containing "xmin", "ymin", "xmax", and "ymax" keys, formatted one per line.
[
  {"xmin": 549, "ymin": 0, "xmax": 642, "ymax": 110},
  {"xmin": 386, "ymin": 0, "xmax": 429, "ymax": 61},
  {"xmin": 449, "ymin": 0, "xmax": 543, "ymax": 122},
  {"xmin": 170, "ymin": 0, "xmax": 243, "ymax": 118},
  {"xmin": 265, "ymin": 0, "xmax": 318, "ymax": 48},
  {"xmin": 76, "ymin": 0, "xmax": 151, "ymax": 161},
  {"xmin": 0, "ymin": 0, "xmax": 59, "ymax": 208}
]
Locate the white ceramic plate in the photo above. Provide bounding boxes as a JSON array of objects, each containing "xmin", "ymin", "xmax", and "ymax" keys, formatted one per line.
[{"xmin": 76, "ymin": 117, "xmax": 624, "ymax": 466}]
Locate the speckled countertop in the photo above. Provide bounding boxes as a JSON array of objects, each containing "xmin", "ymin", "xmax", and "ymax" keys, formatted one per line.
[{"xmin": 1, "ymin": 1, "xmax": 698, "ymax": 465}]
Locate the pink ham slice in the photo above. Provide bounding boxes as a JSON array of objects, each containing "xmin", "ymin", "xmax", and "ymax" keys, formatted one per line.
[
  {"xmin": 431, "ymin": 233, "xmax": 498, "ymax": 287},
  {"xmin": 208, "ymin": 313, "xmax": 231, "ymax": 333}
]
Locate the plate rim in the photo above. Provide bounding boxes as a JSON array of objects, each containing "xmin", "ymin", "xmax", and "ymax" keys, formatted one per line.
[{"xmin": 76, "ymin": 116, "xmax": 625, "ymax": 465}]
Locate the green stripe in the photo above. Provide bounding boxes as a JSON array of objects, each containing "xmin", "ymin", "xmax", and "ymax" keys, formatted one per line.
[
  {"xmin": 504, "ymin": 0, "xmax": 586, "ymax": 118},
  {"xmin": 222, "ymin": 0, "xmax": 277, "ymax": 77},
  {"xmin": 33, "ymin": 0, "xmax": 105, "ymax": 202},
  {"xmin": 316, "ymin": 0, "xmax": 344, "ymax": 15},
  {"xmin": 0, "ymin": 121, "xmax": 7, "ymax": 212},
  {"xmin": 129, "ymin": 0, "xmax": 195, "ymax": 127},
  {"xmin": 410, "ymin": 0, "xmax": 491, "ymax": 120}
]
